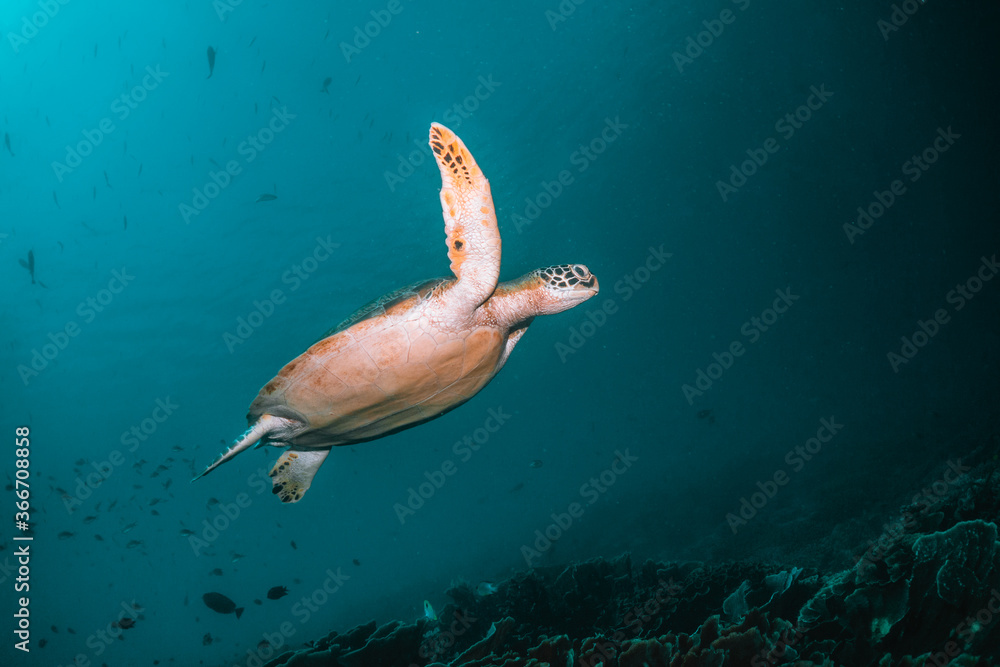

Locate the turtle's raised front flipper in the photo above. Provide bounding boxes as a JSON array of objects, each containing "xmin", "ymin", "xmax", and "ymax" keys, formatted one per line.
[
  {"xmin": 269, "ymin": 449, "xmax": 330, "ymax": 503},
  {"xmin": 192, "ymin": 414, "xmax": 289, "ymax": 482},
  {"xmin": 429, "ymin": 123, "xmax": 501, "ymax": 313}
]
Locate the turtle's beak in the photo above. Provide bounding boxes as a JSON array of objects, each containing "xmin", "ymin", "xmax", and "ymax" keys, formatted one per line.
[{"xmin": 574, "ymin": 265, "xmax": 599, "ymax": 296}]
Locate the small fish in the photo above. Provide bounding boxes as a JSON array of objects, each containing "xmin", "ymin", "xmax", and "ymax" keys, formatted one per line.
[
  {"xmin": 83, "ymin": 515, "xmax": 98, "ymax": 524},
  {"xmin": 137, "ymin": 163, "xmax": 142, "ymax": 176},
  {"xmin": 257, "ymin": 640, "xmax": 271, "ymax": 651},
  {"xmin": 231, "ymin": 553, "xmax": 244, "ymax": 563},
  {"xmin": 209, "ymin": 568, "xmax": 223, "ymax": 576},
  {"xmin": 529, "ymin": 459, "xmax": 543, "ymax": 468},
  {"xmin": 58, "ymin": 531, "xmax": 74, "ymax": 540},
  {"xmin": 255, "ymin": 193, "xmax": 277, "ymax": 202},
  {"xmin": 267, "ymin": 586, "xmax": 288, "ymax": 600},
  {"xmin": 123, "ymin": 215, "xmax": 127, "ymax": 230},
  {"xmin": 19, "ymin": 250, "xmax": 35, "ymax": 284},
  {"xmin": 321, "ymin": 76, "xmax": 332, "ymax": 93},
  {"xmin": 126, "ymin": 540, "xmax": 143, "ymax": 549},
  {"xmin": 355, "ymin": 74, "xmax": 361, "ymax": 86},
  {"xmin": 39, "ymin": 638, "xmax": 47, "ymax": 648},
  {"xmin": 53, "ymin": 191, "xmax": 60, "ymax": 208},
  {"xmin": 249, "ymin": 36, "xmax": 257, "ymax": 47},
  {"xmin": 476, "ymin": 582, "xmax": 499, "ymax": 596},
  {"xmin": 4, "ymin": 132, "xmax": 13, "ymax": 156},
  {"xmin": 104, "ymin": 170, "xmax": 111, "ymax": 187},
  {"xmin": 94, "ymin": 534, "xmax": 104, "ymax": 541},
  {"xmin": 113, "ymin": 617, "xmax": 136, "ymax": 630},
  {"xmin": 206, "ymin": 46, "xmax": 216, "ymax": 78},
  {"xmin": 203, "ymin": 633, "xmax": 213, "ymax": 645},
  {"xmin": 423, "ymin": 600, "xmax": 437, "ymax": 621},
  {"xmin": 203, "ymin": 592, "xmax": 243, "ymax": 619},
  {"xmin": 51, "ymin": 625, "xmax": 58, "ymax": 633},
  {"xmin": 290, "ymin": 540, "xmax": 297, "ymax": 550},
  {"xmin": 180, "ymin": 529, "xmax": 194, "ymax": 537},
  {"xmin": 121, "ymin": 522, "xmax": 137, "ymax": 534},
  {"xmin": 253, "ymin": 599, "xmax": 262, "ymax": 606},
  {"xmin": 353, "ymin": 558, "xmax": 361, "ymax": 566},
  {"xmin": 67, "ymin": 628, "xmax": 76, "ymax": 634},
  {"xmin": 261, "ymin": 60, "xmax": 266, "ymax": 73}
]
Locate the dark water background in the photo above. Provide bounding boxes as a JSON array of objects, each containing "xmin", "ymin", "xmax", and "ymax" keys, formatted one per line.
[{"xmin": 3, "ymin": 0, "xmax": 998, "ymax": 665}]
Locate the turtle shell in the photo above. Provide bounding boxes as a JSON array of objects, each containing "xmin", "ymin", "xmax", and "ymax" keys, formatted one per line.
[{"xmin": 247, "ymin": 277, "xmax": 505, "ymax": 447}]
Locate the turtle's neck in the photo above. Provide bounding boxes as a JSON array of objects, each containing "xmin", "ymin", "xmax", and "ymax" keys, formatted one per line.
[{"xmin": 475, "ymin": 271, "xmax": 545, "ymax": 330}]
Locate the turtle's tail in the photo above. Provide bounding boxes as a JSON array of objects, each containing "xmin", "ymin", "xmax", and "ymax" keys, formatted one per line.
[{"xmin": 192, "ymin": 415, "xmax": 282, "ymax": 482}]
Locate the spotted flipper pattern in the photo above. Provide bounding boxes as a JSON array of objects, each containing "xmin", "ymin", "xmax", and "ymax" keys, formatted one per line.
[
  {"xmin": 429, "ymin": 122, "xmax": 501, "ymax": 312},
  {"xmin": 269, "ymin": 449, "xmax": 331, "ymax": 503}
]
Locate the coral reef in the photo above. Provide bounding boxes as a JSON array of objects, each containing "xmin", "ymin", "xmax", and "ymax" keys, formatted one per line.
[{"xmin": 261, "ymin": 461, "xmax": 1000, "ymax": 666}]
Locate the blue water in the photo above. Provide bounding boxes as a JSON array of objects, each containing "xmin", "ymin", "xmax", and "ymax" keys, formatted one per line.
[{"xmin": 3, "ymin": 0, "xmax": 998, "ymax": 665}]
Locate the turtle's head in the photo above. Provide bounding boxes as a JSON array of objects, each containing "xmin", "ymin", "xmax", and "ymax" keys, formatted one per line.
[
  {"xmin": 531, "ymin": 264, "xmax": 600, "ymax": 315},
  {"xmin": 485, "ymin": 264, "xmax": 599, "ymax": 326}
]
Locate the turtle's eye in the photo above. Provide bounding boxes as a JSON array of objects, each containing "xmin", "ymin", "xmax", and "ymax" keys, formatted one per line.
[{"xmin": 572, "ymin": 265, "xmax": 589, "ymax": 279}]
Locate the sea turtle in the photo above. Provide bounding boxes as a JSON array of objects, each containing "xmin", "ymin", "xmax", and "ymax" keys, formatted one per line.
[{"xmin": 193, "ymin": 123, "xmax": 599, "ymax": 502}]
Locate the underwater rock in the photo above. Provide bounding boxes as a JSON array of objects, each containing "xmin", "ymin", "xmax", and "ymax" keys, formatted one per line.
[{"xmin": 255, "ymin": 462, "xmax": 1000, "ymax": 665}]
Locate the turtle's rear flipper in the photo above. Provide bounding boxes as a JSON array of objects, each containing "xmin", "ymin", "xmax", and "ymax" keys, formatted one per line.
[
  {"xmin": 270, "ymin": 449, "xmax": 330, "ymax": 503},
  {"xmin": 192, "ymin": 414, "xmax": 294, "ymax": 482}
]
